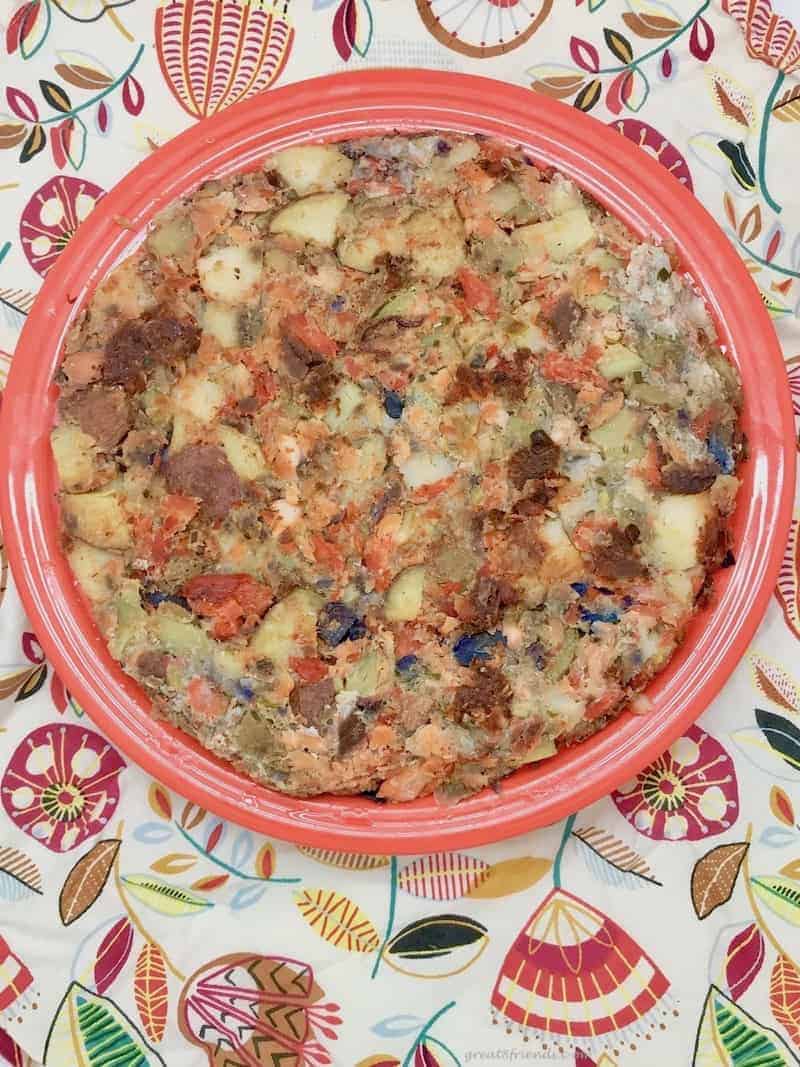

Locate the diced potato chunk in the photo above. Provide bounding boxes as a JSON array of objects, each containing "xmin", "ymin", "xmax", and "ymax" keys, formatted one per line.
[
  {"xmin": 405, "ymin": 208, "xmax": 466, "ymax": 281},
  {"xmin": 249, "ymin": 588, "xmax": 324, "ymax": 665},
  {"xmin": 546, "ymin": 179, "xmax": 583, "ymax": 216},
  {"xmin": 345, "ymin": 650, "xmax": 390, "ymax": 696},
  {"xmin": 270, "ymin": 191, "xmax": 349, "ymax": 248},
  {"xmin": 398, "ymin": 452, "xmax": 454, "ymax": 489},
  {"xmin": 203, "ymin": 301, "xmax": 241, "ymax": 348},
  {"xmin": 218, "ymin": 425, "xmax": 266, "ymax": 480},
  {"xmin": 268, "ymin": 145, "xmax": 353, "ymax": 195},
  {"xmin": 597, "ymin": 343, "xmax": 644, "ymax": 380},
  {"xmin": 337, "ymin": 225, "xmax": 407, "ymax": 272},
  {"xmin": 513, "ymin": 207, "xmax": 594, "ymax": 262},
  {"xmin": 68, "ymin": 542, "xmax": 123, "ymax": 603},
  {"xmin": 651, "ymin": 493, "xmax": 712, "ymax": 570},
  {"xmin": 487, "ymin": 181, "xmax": 521, "ymax": 218},
  {"xmin": 538, "ymin": 517, "xmax": 583, "ymax": 581},
  {"xmin": 197, "ymin": 244, "xmax": 261, "ymax": 303},
  {"xmin": 62, "ymin": 490, "xmax": 131, "ymax": 550},
  {"xmin": 52, "ymin": 425, "xmax": 99, "ymax": 493},
  {"xmin": 324, "ymin": 381, "xmax": 364, "ymax": 432},
  {"xmin": 589, "ymin": 407, "xmax": 643, "ymax": 459},
  {"xmin": 156, "ymin": 613, "xmax": 212, "ymax": 659},
  {"xmin": 110, "ymin": 579, "xmax": 146, "ymax": 657},
  {"xmin": 385, "ymin": 566, "xmax": 426, "ymax": 621},
  {"xmin": 174, "ymin": 373, "xmax": 224, "ymax": 423},
  {"xmin": 148, "ymin": 214, "xmax": 194, "ymax": 260}
]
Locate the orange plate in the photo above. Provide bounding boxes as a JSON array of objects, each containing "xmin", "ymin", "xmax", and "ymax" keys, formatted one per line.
[{"xmin": 0, "ymin": 72, "xmax": 794, "ymax": 853}]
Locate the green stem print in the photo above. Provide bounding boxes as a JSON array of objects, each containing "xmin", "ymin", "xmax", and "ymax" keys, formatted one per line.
[
  {"xmin": 552, "ymin": 813, "xmax": 577, "ymax": 890},
  {"xmin": 39, "ymin": 44, "xmax": 144, "ymax": 126},
  {"xmin": 112, "ymin": 827, "xmax": 185, "ymax": 982},
  {"xmin": 402, "ymin": 1001, "xmax": 458, "ymax": 1067},
  {"xmin": 174, "ymin": 822, "xmax": 300, "ymax": 885},
  {"xmin": 370, "ymin": 855, "xmax": 398, "ymax": 979},
  {"xmin": 758, "ymin": 69, "xmax": 786, "ymax": 215},
  {"xmin": 595, "ymin": 0, "xmax": 710, "ymax": 75}
]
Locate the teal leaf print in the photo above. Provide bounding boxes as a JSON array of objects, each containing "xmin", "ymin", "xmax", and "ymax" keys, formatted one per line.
[
  {"xmin": 692, "ymin": 984, "xmax": 799, "ymax": 1065},
  {"xmin": 44, "ymin": 981, "xmax": 166, "ymax": 1066}
]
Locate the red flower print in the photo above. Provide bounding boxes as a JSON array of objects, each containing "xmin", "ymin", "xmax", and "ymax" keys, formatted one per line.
[
  {"xmin": 19, "ymin": 175, "xmax": 105, "ymax": 277},
  {"xmin": 0, "ymin": 935, "xmax": 33, "ymax": 1012},
  {"xmin": 1, "ymin": 723, "xmax": 125, "ymax": 853},
  {"xmin": 722, "ymin": 0, "xmax": 800, "ymax": 74},
  {"xmin": 612, "ymin": 724, "xmax": 739, "ymax": 841},
  {"xmin": 155, "ymin": 0, "xmax": 294, "ymax": 119},
  {"xmin": 178, "ymin": 953, "xmax": 341, "ymax": 1065},
  {"xmin": 609, "ymin": 118, "xmax": 694, "ymax": 192},
  {"xmin": 491, "ymin": 888, "xmax": 670, "ymax": 1041}
]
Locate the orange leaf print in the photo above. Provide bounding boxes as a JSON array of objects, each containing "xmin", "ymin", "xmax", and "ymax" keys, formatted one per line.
[
  {"xmin": 294, "ymin": 888, "xmax": 380, "ymax": 953},
  {"xmin": 780, "ymin": 859, "xmax": 800, "ymax": 880},
  {"xmin": 180, "ymin": 802, "xmax": 205, "ymax": 831},
  {"xmin": 723, "ymin": 191, "xmax": 737, "ymax": 230},
  {"xmin": 149, "ymin": 853, "xmax": 198, "ymax": 876},
  {"xmin": 771, "ymin": 787, "xmax": 796, "ymax": 827},
  {"xmin": 739, "ymin": 204, "xmax": 763, "ymax": 243},
  {"xmin": 135, "ymin": 942, "xmax": 169, "ymax": 1042},
  {"xmin": 771, "ymin": 954, "xmax": 800, "ymax": 1047},
  {"xmin": 148, "ymin": 783, "xmax": 172, "ymax": 822},
  {"xmin": 190, "ymin": 874, "xmax": 230, "ymax": 891},
  {"xmin": 255, "ymin": 843, "xmax": 275, "ymax": 879}
]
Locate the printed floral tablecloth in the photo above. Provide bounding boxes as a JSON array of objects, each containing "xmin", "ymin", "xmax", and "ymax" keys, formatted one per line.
[{"xmin": 1, "ymin": 0, "xmax": 800, "ymax": 1064}]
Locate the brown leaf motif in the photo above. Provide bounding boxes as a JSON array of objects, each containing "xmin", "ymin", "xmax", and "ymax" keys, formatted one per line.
[
  {"xmin": 739, "ymin": 204, "xmax": 762, "ymax": 243},
  {"xmin": 691, "ymin": 842, "xmax": 749, "ymax": 920},
  {"xmin": 723, "ymin": 191, "xmax": 737, "ymax": 229},
  {"xmin": 531, "ymin": 73, "xmax": 586, "ymax": 100},
  {"xmin": 708, "ymin": 70, "xmax": 755, "ymax": 128},
  {"xmin": 751, "ymin": 654, "xmax": 800, "ymax": 714},
  {"xmin": 621, "ymin": 11, "xmax": 680, "ymax": 38},
  {"xmin": 771, "ymin": 954, "xmax": 800, "ymax": 1047},
  {"xmin": 774, "ymin": 84, "xmax": 800, "ymax": 123},
  {"xmin": 59, "ymin": 839, "xmax": 121, "ymax": 926}
]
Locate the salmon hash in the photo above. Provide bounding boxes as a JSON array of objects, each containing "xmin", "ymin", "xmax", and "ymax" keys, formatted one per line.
[{"xmin": 51, "ymin": 133, "xmax": 743, "ymax": 802}]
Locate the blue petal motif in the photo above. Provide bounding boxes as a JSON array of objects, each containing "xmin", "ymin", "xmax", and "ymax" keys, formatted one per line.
[
  {"xmin": 230, "ymin": 883, "xmax": 268, "ymax": 910},
  {"xmin": 133, "ymin": 822, "xmax": 175, "ymax": 844},
  {"xmin": 370, "ymin": 1015, "xmax": 427, "ymax": 1038}
]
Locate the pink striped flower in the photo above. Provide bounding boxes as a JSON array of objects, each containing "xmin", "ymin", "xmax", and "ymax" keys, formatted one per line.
[
  {"xmin": 722, "ymin": 0, "xmax": 800, "ymax": 74},
  {"xmin": 155, "ymin": 0, "xmax": 294, "ymax": 119}
]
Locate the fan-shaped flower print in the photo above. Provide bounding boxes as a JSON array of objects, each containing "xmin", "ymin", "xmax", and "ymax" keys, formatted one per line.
[
  {"xmin": 491, "ymin": 888, "xmax": 670, "ymax": 1043},
  {"xmin": 609, "ymin": 119, "xmax": 694, "ymax": 192},
  {"xmin": 19, "ymin": 175, "xmax": 105, "ymax": 278},
  {"xmin": 178, "ymin": 952, "xmax": 341, "ymax": 1065},
  {"xmin": 415, "ymin": 0, "xmax": 553, "ymax": 58},
  {"xmin": 155, "ymin": 0, "xmax": 294, "ymax": 120},
  {"xmin": 722, "ymin": 0, "xmax": 800, "ymax": 74},
  {"xmin": 612, "ymin": 725, "xmax": 739, "ymax": 841},
  {"xmin": 0, "ymin": 935, "xmax": 33, "ymax": 1013},
  {"xmin": 1, "ymin": 723, "xmax": 125, "ymax": 853}
]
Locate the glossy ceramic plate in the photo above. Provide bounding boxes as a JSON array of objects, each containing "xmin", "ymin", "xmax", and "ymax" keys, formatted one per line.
[{"xmin": 0, "ymin": 71, "xmax": 794, "ymax": 853}]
